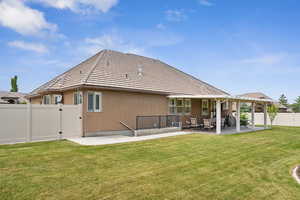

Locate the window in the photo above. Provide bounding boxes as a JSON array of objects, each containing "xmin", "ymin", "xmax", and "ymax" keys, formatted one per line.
[
  {"xmin": 169, "ymin": 98, "xmax": 191, "ymax": 115},
  {"xmin": 202, "ymin": 100, "xmax": 209, "ymax": 115},
  {"xmin": 184, "ymin": 99, "xmax": 191, "ymax": 114},
  {"xmin": 88, "ymin": 92, "xmax": 102, "ymax": 112},
  {"xmin": 43, "ymin": 95, "xmax": 51, "ymax": 105},
  {"xmin": 169, "ymin": 99, "xmax": 176, "ymax": 114},
  {"xmin": 53, "ymin": 95, "xmax": 62, "ymax": 104},
  {"xmin": 74, "ymin": 91, "xmax": 83, "ymax": 105}
]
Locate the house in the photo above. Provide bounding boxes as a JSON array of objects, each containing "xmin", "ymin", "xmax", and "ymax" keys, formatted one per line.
[
  {"xmin": 0, "ymin": 91, "xmax": 28, "ymax": 104},
  {"xmin": 238, "ymin": 92, "xmax": 290, "ymax": 113},
  {"xmin": 27, "ymin": 49, "xmax": 272, "ymax": 136}
]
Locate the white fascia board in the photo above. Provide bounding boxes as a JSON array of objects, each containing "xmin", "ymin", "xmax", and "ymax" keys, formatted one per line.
[{"xmin": 167, "ymin": 94, "xmax": 274, "ymax": 103}]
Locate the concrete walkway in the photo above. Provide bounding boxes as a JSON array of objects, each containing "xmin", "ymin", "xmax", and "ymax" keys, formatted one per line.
[{"xmin": 67, "ymin": 131, "xmax": 193, "ymax": 146}]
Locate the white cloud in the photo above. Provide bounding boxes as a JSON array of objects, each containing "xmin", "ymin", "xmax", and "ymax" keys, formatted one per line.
[
  {"xmin": 241, "ymin": 54, "xmax": 286, "ymax": 65},
  {"xmin": 198, "ymin": 0, "xmax": 214, "ymax": 6},
  {"xmin": 8, "ymin": 41, "xmax": 48, "ymax": 53},
  {"xmin": 31, "ymin": 0, "xmax": 119, "ymax": 13},
  {"xmin": 0, "ymin": 0, "xmax": 57, "ymax": 36},
  {"xmin": 165, "ymin": 9, "xmax": 187, "ymax": 22},
  {"xmin": 84, "ymin": 34, "xmax": 146, "ymax": 55}
]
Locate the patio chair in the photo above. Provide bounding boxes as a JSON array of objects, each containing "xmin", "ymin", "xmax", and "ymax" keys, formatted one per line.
[
  {"xmin": 203, "ymin": 119, "xmax": 214, "ymax": 130},
  {"xmin": 190, "ymin": 118, "xmax": 200, "ymax": 128}
]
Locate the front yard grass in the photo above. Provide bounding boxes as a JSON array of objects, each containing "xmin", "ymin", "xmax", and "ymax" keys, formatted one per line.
[{"xmin": 1, "ymin": 126, "xmax": 300, "ymax": 200}]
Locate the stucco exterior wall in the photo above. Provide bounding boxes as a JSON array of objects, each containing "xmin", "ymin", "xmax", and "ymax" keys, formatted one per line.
[
  {"xmin": 83, "ymin": 89, "xmax": 169, "ymax": 133},
  {"xmin": 30, "ymin": 96, "xmax": 42, "ymax": 104},
  {"xmin": 63, "ymin": 90, "xmax": 74, "ymax": 105}
]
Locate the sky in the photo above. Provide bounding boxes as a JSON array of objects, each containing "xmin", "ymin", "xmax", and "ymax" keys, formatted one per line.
[{"xmin": 0, "ymin": 0, "xmax": 299, "ymax": 103}]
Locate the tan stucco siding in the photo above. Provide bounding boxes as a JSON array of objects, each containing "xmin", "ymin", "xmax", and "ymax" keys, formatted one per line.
[
  {"xmin": 63, "ymin": 90, "xmax": 74, "ymax": 105},
  {"xmin": 30, "ymin": 96, "xmax": 42, "ymax": 104},
  {"xmin": 83, "ymin": 90, "xmax": 168, "ymax": 133}
]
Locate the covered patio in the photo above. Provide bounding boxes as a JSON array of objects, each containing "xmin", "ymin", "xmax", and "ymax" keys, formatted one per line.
[{"xmin": 168, "ymin": 95, "xmax": 273, "ymax": 135}]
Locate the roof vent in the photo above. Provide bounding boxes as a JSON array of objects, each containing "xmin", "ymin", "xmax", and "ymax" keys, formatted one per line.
[{"xmin": 137, "ymin": 64, "xmax": 143, "ymax": 76}]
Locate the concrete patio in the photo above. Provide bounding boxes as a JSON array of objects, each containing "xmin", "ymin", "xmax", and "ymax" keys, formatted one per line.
[
  {"xmin": 186, "ymin": 126, "xmax": 267, "ymax": 135},
  {"xmin": 67, "ymin": 126, "xmax": 266, "ymax": 146}
]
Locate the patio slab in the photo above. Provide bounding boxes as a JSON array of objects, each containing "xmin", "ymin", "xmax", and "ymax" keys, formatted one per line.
[
  {"xmin": 67, "ymin": 126, "xmax": 267, "ymax": 146},
  {"xmin": 186, "ymin": 126, "xmax": 267, "ymax": 135},
  {"xmin": 67, "ymin": 131, "xmax": 193, "ymax": 146}
]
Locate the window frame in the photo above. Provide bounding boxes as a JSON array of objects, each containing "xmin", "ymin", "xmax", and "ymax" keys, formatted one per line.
[
  {"xmin": 87, "ymin": 91, "xmax": 102, "ymax": 112},
  {"xmin": 202, "ymin": 100, "xmax": 209, "ymax": 116},
  {"xmin": 168, "ymin": 98, "xmax": 191, "ymax": 115},
  {"xmin": 53, "ymin": 94, "xmax": 62, "ymax": 105},
  {"xmin": 73, "ymin": 91, "xmax": 83, "ymax": 105},
  {"xmin": 43, "ymin": 95, "xmax": 51, "ymax": 105}
]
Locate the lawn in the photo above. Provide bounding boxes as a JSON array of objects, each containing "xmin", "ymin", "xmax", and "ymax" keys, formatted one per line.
[{"xmin": 1, "ymin": 126, "xmax": 300, "ymax": 200}]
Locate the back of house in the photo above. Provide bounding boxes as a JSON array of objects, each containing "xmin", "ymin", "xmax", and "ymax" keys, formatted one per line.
[{"xmin": 27, "ymin": 49, "xmax": 229, "ymax": 136}]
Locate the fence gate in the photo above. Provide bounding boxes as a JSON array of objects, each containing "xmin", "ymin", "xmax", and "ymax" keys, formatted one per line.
[{"xmin": 0, "ymin": 104, "xmax": 82, "ymax": 144}]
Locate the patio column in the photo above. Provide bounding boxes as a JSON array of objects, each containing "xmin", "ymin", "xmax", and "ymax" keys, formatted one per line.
[
  {"xmin": 264, "ymin": 103, "xmax": 268, "ymax": 129},
  {"xmin": 216, "ymin": 100, "xmax": 221, "ymax": 134},
  {"xmin": 251, "ymin": 102, "xmax": 255, "ymax": 130},
  {"xmin": 236, "ymin": 100, "xmax": 240, "ymax": 132}
]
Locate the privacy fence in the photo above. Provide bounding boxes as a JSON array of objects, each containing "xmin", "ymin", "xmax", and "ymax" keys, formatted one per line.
[
  {"xmin": 248, "ymin": 113, "xmax": 300, "ymax": 127},
  {"xmin": 0, "ymin": 104, "xmax": 82, "ymax": 144}
]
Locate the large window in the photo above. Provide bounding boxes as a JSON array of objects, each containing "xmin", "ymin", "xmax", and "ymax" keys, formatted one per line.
[
  {"xmin": 88, "ymin": 92, "xmax": 102, "ymax": 112},
  {"xmin": 202, "ymin": 100, "xmax": 209, "ymax": 115},
  {"xmin": 43, "ymin": 95, "xmax": 51, "ymax": 105},
  {"xmin": 74, "ymin": 91, "xmax": 83, "ymax": 105},
  {"xmin": 169, "ymin": 98, "xmax": 191, "ymax": 115}
]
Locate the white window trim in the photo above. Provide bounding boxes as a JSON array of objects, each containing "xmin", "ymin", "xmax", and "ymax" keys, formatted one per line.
[
  {"xmin": 73, "ymin": 91, "xmax": 83, "ymax": 105},
  {"xmin": 53, "ymin": 94, "xmax": 62, "ymax": 105},
  {"xmin": 168, "ymin": 98, "xmax": 191, "ymax": 115},
  {"xmin": 87, "ymin": 91, "xmax": 102, "ymax": 112},
  {"xmin": 202, "ymin": 100, "xmax": 209, "ymax": 116},
  {"xmin": 43, "ymin": 95, "xmax": 51, "ymax": 105}
]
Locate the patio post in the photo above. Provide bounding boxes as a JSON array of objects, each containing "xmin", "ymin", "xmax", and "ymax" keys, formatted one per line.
[
  {"xmin": 264, "ymin": 103, "xmax": 268, "ymax": 129},
  {"xmin": 216, "ymin": 99, "xmax": 221, "ymax": 134},
  {"xmin": 236, "ymin": 100, "xmax": 240, "ymax": 132},
  {"xmin": 251, "ymin": 102, "xmax": 255, "ymax": 130}
]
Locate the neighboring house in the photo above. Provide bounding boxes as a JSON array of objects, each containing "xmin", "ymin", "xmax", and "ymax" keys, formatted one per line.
[
  {"xmin": 27, "ymin": 49, "xmax": 272, "ymax": 136},
  {"xmin": 0, "ymin": 91, "xmax": 28, "ymax": 104},
  {"xmin": 238, "ymin": 92, "xmax": 291, "ymax": 113}
]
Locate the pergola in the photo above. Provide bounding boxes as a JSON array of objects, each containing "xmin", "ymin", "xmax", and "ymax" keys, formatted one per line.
[{"xmin": 167, "ymin": 95, "xmax": 274, "ymax": 134}]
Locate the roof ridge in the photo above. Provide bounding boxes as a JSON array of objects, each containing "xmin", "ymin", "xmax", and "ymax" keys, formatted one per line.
[{"xmin": 82, "ymin": 50, "xmax": 105, "ymax": 84}]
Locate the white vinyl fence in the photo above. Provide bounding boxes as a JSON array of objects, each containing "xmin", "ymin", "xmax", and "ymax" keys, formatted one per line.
[
  {"xmin": 0, "ymin": 104, "xmax": 82, "ymax": 144},
  {"xmin": 248, "ymin": 113, "xmax": 300, "ymax": 127}
]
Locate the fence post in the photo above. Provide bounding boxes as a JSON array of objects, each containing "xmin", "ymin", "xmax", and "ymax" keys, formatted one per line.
[
  {"xmin": 26, "ymin": 103, "xmax": 32, "ymax": 142},
  {"xmin": 58, "ymin": 104, "xmax": 63, "ymax": 140}
]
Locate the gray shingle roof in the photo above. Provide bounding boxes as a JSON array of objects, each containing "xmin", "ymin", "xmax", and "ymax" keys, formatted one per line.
[{"xmin": 30, "ymin": 50, "xmax": 229, "ymax": 96}]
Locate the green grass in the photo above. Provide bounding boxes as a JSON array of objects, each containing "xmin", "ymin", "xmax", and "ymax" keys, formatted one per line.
[{"xmin": 1, "ymin": 126, "xmax": 300, "ymax": 200}]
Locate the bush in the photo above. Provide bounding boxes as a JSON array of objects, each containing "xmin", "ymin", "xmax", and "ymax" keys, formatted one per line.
[{"xmin": 240, "ymin": 113, "xmax": 249, "ymax": 126}]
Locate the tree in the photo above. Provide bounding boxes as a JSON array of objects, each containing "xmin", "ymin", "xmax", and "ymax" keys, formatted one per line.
[
  {"xmin": 290, "ymin": 96, "xmax": 300, "ymax": 113},
  {"xmin": 267, "ymin": 104, "xmax": 278, "ymax": 127},
  {"xmin": 278, "ymin": 94, "xmax": 288, "ymax": 107},
  {"xmin": 10, "ymin": 75, "xmax": 18, "ymax": 92}
]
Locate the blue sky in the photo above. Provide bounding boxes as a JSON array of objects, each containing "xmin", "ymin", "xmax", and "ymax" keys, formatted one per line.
[{"xmin": 0, "ymin": 0, "xmax": 299, "ymax": 103}]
